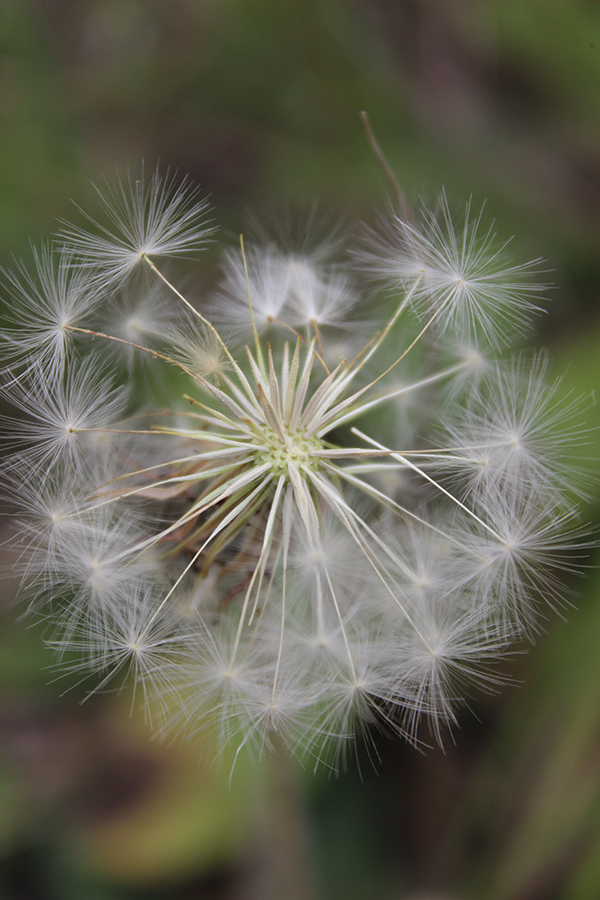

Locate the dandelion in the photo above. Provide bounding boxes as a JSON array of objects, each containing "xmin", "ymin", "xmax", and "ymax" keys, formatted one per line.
[
  {"xmin": 0, "ymin": 167, "xmax": 588, "ymax": 766},
  {"xmin": 61, "ymin": 166, "xmax": 214, "ymax": 284},
  {"xmin": 2, "ymin": 360, "xmax": 126, "ymax": 474},
  {"xmin": 357, "ymin": 191, "xmax": 547, "ymax": 348},
  {"xmin": 211, "ymin": 242, "xmax": 360, "ymax": 347},
  {"xmin": 0, "ymin": 246, "xmax": 104, "ymax": 379}
]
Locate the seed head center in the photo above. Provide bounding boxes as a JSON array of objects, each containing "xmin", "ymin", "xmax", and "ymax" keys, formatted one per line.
[{"xmin": 257, "ymin": 427, "xmax": 323, "ymax": 478}]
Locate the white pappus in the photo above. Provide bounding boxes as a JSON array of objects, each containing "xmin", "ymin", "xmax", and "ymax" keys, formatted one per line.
[{"xmin": 0, "ymin": 166, "xmax": 589, "ymax": 767}]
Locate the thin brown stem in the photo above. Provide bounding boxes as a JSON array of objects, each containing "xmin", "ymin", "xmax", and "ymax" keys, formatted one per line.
[{"xmin": 361, "ymin": 110, "xmax": 413, "ymax": 221}]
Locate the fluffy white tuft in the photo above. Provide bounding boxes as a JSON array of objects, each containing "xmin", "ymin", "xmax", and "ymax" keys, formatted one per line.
[{"xmin": 1, "ymin": 169, "xmax": 589, "ymax": 769}]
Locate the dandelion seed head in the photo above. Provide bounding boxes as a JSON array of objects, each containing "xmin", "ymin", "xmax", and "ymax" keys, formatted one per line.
[
  {"xmin": 169, "ymin": 322, "xmax": 231, "ymax": 383},
  {"xmin": 60, "ymin": 167, "xmax": 214, "ymax": 284},
  {"xmin": 1, "ymin": 167, "xmax": 590, "ymax": 769},
  {"xmin": 357, "ymin": 191, "xmax": 546, "ymax": 349}
]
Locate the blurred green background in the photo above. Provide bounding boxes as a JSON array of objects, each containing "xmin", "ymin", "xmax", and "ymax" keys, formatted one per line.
[{"xmin": 1, "ymin": 1, "xmax": 600, "ymax": 898}]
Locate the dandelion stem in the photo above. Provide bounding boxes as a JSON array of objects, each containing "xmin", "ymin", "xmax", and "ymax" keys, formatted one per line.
[
  {"xmin": 240, "ymin": 233, "xmax": 266, "ymax": 377},
  {"xmin": 360, "ymin": 111, "xmax": 412, "ymax": 221}
]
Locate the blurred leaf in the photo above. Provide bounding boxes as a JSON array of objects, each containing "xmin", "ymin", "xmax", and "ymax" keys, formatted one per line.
[{"xmin": 60, "ymin": 696, "xmax": 268, "ymax": 887}]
